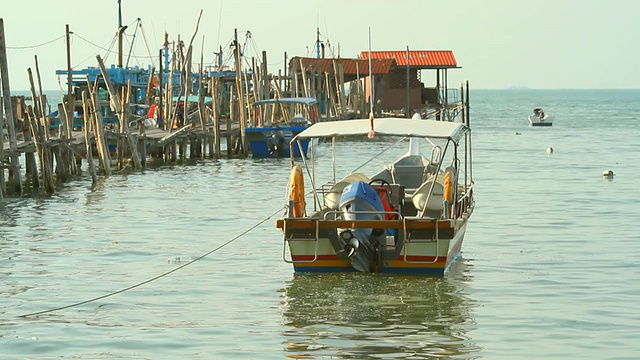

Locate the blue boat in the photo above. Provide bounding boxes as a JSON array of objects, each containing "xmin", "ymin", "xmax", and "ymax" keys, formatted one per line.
[
  {"xmin": 246, "ymin": 97, "xmax": 319, "ymax": 158},
  {"xmin": 52, "ymin": 63, "xmax": 190, "ymax": 132}
]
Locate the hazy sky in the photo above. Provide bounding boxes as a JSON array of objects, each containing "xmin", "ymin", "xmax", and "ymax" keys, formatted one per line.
[{"xmin": 1, "ymin": 0, "xmax": 638, "ymax": 91}]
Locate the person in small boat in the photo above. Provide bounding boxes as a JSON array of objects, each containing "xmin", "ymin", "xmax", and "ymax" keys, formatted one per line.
[{"xmin": 267, "ymin": 127, "xmax": 286, "ymax": 157}]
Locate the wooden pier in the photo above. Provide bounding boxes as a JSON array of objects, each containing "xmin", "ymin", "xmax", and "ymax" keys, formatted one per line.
[
  {"xmin": 1, "ymin": 15, "xmax": 467, "ymax": 198},
  {"xmin": 1, "ymin": 103, "xmax": 243, "ymax": 196}
]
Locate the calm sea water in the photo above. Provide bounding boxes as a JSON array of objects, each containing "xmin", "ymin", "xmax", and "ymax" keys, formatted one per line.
[{"xmin": 1, "ymin": 89, "xmax": 639, "ymax": 359}]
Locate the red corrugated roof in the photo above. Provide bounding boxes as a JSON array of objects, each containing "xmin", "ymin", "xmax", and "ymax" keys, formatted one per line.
[
  {"xmin": 290, "ymin": 57, "xmax": 394, "ymax": 76},
  {"xmin": 360, "ymin": 50, "xmax": 458, "ymax": 68}
]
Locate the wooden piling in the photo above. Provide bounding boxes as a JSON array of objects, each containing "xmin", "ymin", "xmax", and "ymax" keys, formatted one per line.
[
  {"xmin": 0, "ymin": 18, "xmax": 23, "ymax": 195},
  {"xmin": 227, "ymin": 87, "xmax": 234, "ymax": 158},
  {"xmin": 64, "ymin": 24, "xmax": 77, "ymax": 175},
  {"xmin": 299, "ymin": 58, "xmax": 309, "ymax": 98},
  {"xmin": 16, "ymin": 97, "xmax": 39, "ymax": 189},
  {"xmin": 96, "ymin": 55, "xmax": 142, "ymax": 170},
  {"xmin": 56, "ymin": 104, "xmax": 70, "ymax": 182},
  {"xmin": 233, "ymin": 36, "xmax": 247, "ymax": 156},
  {"xmin": 81, "ymin": 91, "xmax": 97, "ymax": 185},
  {"xmin": 86, "ymin": 75, "xmax": 111, "ymax": 176},
  {"xmin": 0, "ymin": 78, "xmax": 4, "ymax": 198},
  {"xmin": 27, "ymin": 68, "xmax": 55, "ymax": 194},
  {"xmin": 211, "ymin": 76, "xmax": 221, "ymax": 158}
]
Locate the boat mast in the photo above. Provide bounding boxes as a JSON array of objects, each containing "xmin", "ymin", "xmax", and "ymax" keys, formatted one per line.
[
  {"xmin": 405, "ymin": 46, "xmax": 410, "ymax": 118},
  {"xmin": 116, "ymin": 0, "xmax": 127, "ymax": 68},
  {"xmin": 368, "ymin": 27, "xmax": 374, "ymax": 118},
  {"xmin": 125, "ymin": 18, "xmax": 143, "ymax": 68},
  {"xmin": 117, "ymin": 0, "xmax": 122, "ymax": 28},
  {"xmin": 316, "ymin": 27, "xmax": 320, "ymax": 59},
  {"xmin": 164, "ymin": 33, "xmax": 170, "ymax": 74}
]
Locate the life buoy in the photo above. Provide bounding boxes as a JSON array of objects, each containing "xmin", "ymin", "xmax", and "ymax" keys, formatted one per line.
[{"xmin": 289, "ymin": 165, "xmax": 305, "ymax": 217}]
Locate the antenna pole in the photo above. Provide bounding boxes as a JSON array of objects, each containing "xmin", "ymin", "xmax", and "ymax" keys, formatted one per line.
[
  {"xmin": 316, "ymin": 27, "xmax": 320, "ymax": 59},
  {"xmin": 368, "ymin": 27, "xmax": 373, "ymax": 117},
  {"xmin": 116, "ymin": 0, "xmax": 127, "ymax": 68},
  {"xmin": 117, "ymin": 0, "xmax": 122, "ymax": 28},
  {"xmin": 406, "ymin": 46, "xmax": 410, "ymax": 118},
  {"xmin": 366, "ymin": 27, "xmax": 376, "ymax": 138}
]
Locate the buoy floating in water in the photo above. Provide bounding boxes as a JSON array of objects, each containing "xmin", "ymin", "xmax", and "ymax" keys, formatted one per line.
[
  {"xmin": 546, "ymin": 146, "xmax": 553, "ymax": 154},
  {"xmin": 603, "ymin": 170, "xmax": 615, "ymax": 178}
]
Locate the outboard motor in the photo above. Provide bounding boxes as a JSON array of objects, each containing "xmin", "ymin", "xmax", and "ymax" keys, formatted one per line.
[
  {"xmin": 266, "ymin": 128, "xmax": 286, "ymax": 157},
  {"xmin": 338, "ymin": 181, "xmax": 385, "ymax": 272}
]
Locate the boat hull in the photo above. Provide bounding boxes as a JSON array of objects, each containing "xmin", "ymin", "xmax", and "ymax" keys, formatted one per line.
[
  {"xmin": 281, "ymin": 219, "xmax": 468, "ymax": 276},
  {"xmin": 528, "ymin": 114, "xmax": 553, "ymax": 126}
]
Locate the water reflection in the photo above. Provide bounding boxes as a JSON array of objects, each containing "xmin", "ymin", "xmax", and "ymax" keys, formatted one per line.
[{"xmin": 280, "ymin": 260, "xmax": 479, "ymax": 359}]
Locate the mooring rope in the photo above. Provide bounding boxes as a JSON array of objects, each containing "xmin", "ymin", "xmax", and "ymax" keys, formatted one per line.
[
  {"xmin": 6, "ymin": 34, "xmax": 66, "ymax": 50},
  {"xmin": 18, "ymin": 205, "xmax": 286, "ymax": 318}
]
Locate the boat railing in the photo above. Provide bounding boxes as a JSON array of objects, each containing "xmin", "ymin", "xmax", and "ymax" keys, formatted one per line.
[{"xmin": 455, "ymin": 186, "xmax": 474, "ymax": 218}]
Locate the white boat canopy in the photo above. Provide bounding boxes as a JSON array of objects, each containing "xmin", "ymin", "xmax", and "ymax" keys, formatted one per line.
[
  {"xmin": 253, "ymin": 97, "xmax": 317, "ymax": 106},
  {"xmin": 293, "ymin": 117, "xmax": 468, "ymax": 143},
  {"xmin": 172, "ymin": 95, "xmax": 213, "ymax": 104}
]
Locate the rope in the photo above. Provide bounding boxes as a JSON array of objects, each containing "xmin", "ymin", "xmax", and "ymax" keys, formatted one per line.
[
  {"xmin": 73, "ymin": 33, "xmax": 116, "ymax": 54},
  {"xmin": 6, "ymin": 35, "xmax": 65, "ymax": 49},
  {"xmin": 18, "ymin": 205, "xmax": 286, "ymax": 318}
]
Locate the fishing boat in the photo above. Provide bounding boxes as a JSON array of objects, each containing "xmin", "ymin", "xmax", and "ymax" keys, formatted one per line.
[
  {"xmin": 528, "ymin": 108, "xmax": 553, "ymax": 126},
  {"xmin": 246, "ymin": 97, "xmax": 319, "ymax": 158},
  {"xmin": 49, "ymin": 1, "xmax": 202, "ymax": 159},
  {"xmin": 51, "ymin": 0, "xmax": 161, "ymax": 132},
  {"xmin": 50, "ymin": 0, "xmax": 206, "ymax": 133},
  {"xmin": 50, "ymin": 67, "xmax": 151, "ymax": 126},
  {"xmin": 275, "ymin": 109, "xmax": 475, "ymax": 275}
]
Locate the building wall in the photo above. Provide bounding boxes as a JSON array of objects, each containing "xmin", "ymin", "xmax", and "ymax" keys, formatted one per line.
[{"xmin": 380, "ymin": 86, "xmax": 423, "ymax": 111}]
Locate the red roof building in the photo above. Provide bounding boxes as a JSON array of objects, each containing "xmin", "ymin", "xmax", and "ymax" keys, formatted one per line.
[
  {"xmin": 287, "ymin": 50, "xmax": 461, "ymax": 118},
  {"xmin": 359, "ymin": 50, "xmax": 458, "ymax": 68},
  {"xmin": 359, "ymin": 50, "xmax": 461, "ymax": 114}
]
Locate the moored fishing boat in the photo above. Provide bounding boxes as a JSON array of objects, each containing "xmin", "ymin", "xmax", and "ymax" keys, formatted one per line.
[
  {"xmin": 247, "ymin": 97, "xmax": 319, "ymax": 158},
  {"xmin": 51, "ymin": 0, "xmax": 165, "ymax": 133},
  {"xmin": 49, "ymin": 65, "xmax": 158, "ymax": 131},
  {"xmin": 49, "ymin": 1, "xmax": 201, "ymax": 158},
  {"xmin": 275, "ymin": 89, "xmax": 474, "ymax": 275}
]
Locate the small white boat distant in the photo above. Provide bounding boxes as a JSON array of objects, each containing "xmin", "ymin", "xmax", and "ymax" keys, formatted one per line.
[{"xmin": 528, "ymin": 108, "xmax": 553, "ymax": 126}]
